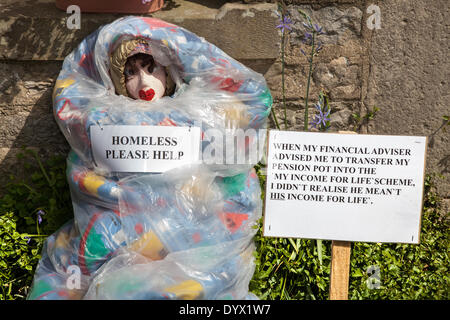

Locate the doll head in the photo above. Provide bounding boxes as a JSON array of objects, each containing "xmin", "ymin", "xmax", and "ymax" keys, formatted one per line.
[
  {"xmin": 110, "ymin": 39, "xmax": 176, "ymax": 101},
  {"xmin": 124, "ymin": 53, "xmax": 166, "ymax": 101}
]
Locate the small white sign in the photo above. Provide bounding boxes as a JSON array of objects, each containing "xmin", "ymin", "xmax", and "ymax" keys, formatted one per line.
[
  {"xmin": 264, "ymin": 130, "xmax": 427, "ymax": 244},
  {"xmin": 90, "ymin": 125, "xmax": 201, "ymax": 173}
]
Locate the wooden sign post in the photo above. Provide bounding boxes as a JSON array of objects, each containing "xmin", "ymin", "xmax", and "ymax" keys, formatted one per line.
[
  {"xmin": 328, "ymin": 131, "xmax": 355, "ymax": 300},
  {"xmin": 263, "ymin": 130, "xmax": 427, "ymax": 300},
  {"xmin": 329, "ymin": 240, "xmax": 351, "ymax": 300}
]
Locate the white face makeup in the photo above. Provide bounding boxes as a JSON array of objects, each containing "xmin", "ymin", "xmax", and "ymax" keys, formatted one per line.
[{"xmin": 124, "ymin": 54, "xmax": 167, "ymax": 101}]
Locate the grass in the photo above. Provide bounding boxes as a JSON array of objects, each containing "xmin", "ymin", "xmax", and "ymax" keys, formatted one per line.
[{"xmin": 0, "ymin": 152, "xmax": 448, "ymax": 300}]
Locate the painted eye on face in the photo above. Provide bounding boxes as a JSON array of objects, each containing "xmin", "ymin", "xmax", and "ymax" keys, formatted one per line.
[
  {"xmin": 141, "ymin": 56, "xmax": 155, "ymax": 74},
  {"xmin": 139, "ymin": 54, "xmax": 155, "ymax": 74},
  {"xmin": 124, "ymin": 67, "xmax": 136, "ymax": 78}
]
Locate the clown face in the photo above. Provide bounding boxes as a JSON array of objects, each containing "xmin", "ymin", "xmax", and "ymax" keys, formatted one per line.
[{"xmin": 124, "ymin": 53, "xmax": 167, "ymax": 102}]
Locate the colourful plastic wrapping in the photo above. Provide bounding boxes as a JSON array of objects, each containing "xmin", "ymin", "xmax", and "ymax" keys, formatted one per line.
[{"xmin": 27, "ymin": 16, "xmax": 272, "ymax": 300}]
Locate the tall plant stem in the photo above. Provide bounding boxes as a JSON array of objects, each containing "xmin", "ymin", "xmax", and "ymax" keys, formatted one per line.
[
  {"xmin": 271, "ymin": 108, "xmax": 281, "ymax": 130},
  {"xmin": 303, "ymin": 31, "xmax": 321, "ymax": 261},
  {"xmin": 303, "ymin": 32, "xmax": 315, "ymax": 131},
  {"xmin": 281, "ymin": 30, "xmax": 287, "ymax": 129},
  {"xmin": 29, "ymin": 149, "xmax": 51, "ymax": 187}
]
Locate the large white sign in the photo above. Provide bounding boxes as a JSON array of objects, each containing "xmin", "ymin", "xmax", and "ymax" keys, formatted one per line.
[
  {"xmin": 91, "ymin": 125, "xmax": 201, "ymax": 173},
  {"xmin": 263, "ymin": 130, "xmax": 427, "ymax": 244}
]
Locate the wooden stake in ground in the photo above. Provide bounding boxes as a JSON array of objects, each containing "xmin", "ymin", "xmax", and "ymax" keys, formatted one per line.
[
  {"xmin": 328, "ymin": 131, "xmax": 356, "ymax": 300},
  {"xmin": 329, "ymin": 240, "xmax": 351, "ymax": 300}
]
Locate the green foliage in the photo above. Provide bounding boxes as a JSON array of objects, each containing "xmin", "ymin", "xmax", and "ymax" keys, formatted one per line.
[
  {"xmin": 0, "ymin": 149, "xmax": 73, "ymax": 235},
  {"xmin": 352, "ymin": 106, "xmax": 380, "ymax": 132},
  {"xmin": 0, "ymin": 212, "xmax": 44, "ymax": 300},
  {"xmin": 251, "ymin": 163, "xmax": 331, "ymax": 300},
  {"xmin": 250, "ymin": 167, "xmax": 449, "ymax": 300},
  {"xmin": 348, "ymin": 173, "xmax": 449, "ymax": 299},
  {"xmin": 1, "ymin": 154, "xmax": 448, "ymax": 300},
  {"xmin": 0, "ymin": 149, "xmax": 73, "ymax": 300},
  {"xmin": 250, "ymin": 228, "xmax": 331, "ymax": 300}
]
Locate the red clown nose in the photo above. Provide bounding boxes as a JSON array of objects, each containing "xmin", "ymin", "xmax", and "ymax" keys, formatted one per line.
[{"xmin": 138, "ymin": 88, "xmax": 155, "ymax": 101}]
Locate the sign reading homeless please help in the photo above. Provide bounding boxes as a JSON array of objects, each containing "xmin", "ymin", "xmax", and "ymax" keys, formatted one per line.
[
  {"xmin": 90, "ymin": 125, "xmax": 201, "ymax": 173},
  {"xmin": 263, "ymin": 131, "xmax": 427, "ymax": 244}
]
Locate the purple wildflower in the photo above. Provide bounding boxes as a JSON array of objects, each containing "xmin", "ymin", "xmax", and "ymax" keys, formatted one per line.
[
  {"xmin": 303, "ymin": 22, "xmax": 313, "ymax": 30},
  {"xmin": 315, "ymin": 40, "xmax": 323, "ymax": 53},
  {"xmin": 36, "ymin": 210, "xmax": 45, "ymax": 225},
  {"xmin": 302, "ymin": 32, "xmax": 313, "ymax": 44},
  {"xmin": 276, "ymin": 15, "xmax": 293, "ymax": 33},
  {"xmin": 301, "ymin": 23, "xmax": 324, "ymax": 57},
  {"xmin": 302, "ymin": 20, "xmax": 326, "ymax": 35},
  {"xmin": 313, "ymin": 23, "xmax": 325, "ymax": 35},
  {"xmin": 310, "ymin": 99, "xmax": 331, "ymax": 130},
  {"xmin": 24, "ymin": 236, "xmax": 31, "ymax": 244}
]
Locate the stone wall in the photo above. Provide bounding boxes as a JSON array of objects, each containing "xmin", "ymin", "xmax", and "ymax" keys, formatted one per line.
[
  {"xmin": 257, "ymin": 0, "xmax": 449, "ymax": 198},
  {"xmin": 0, "ymin": 0, "xmax": 448, "ymax": 200},
  {"xmin": 0, "ymin": 0, "xmax": 279, "ymax": 193}
]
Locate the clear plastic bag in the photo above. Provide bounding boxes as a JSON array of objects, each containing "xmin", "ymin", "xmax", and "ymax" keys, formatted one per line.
[{"xmin": 28, "ymin": 16, "xmax": 272, "ymax": 300}]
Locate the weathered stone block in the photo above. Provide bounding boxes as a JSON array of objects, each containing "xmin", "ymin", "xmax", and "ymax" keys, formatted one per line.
[
  {"xmin": 0, "ymin": 0, "xmax": 279, "ymax": 61},
  {"xmin": 363, "ymin": 0, "xmax": 449, "ymax": 196},
  {"xmin": 0, "ymin": 61, "xmax": 61, "ymax": 110},
  {"xmin": 286, "ymin": 5, "xmax": 363, "ymax": 47}
]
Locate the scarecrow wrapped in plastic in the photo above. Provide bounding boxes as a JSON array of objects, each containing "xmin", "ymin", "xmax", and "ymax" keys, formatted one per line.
[{"xmin": 27, "ymin": 16, "xmax": 272, "ymax": 300}]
